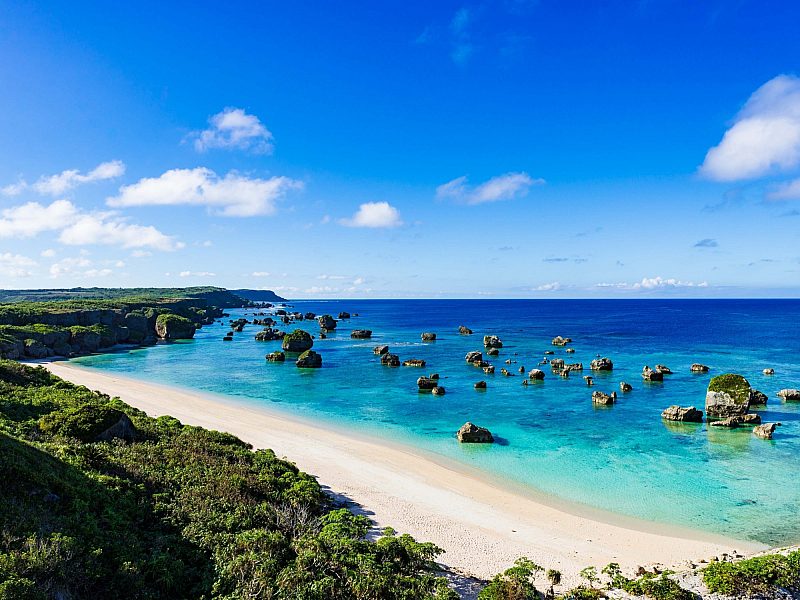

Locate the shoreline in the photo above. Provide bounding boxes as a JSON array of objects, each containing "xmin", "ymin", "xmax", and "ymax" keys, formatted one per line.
[{"xmin": 40, "ymin": 359, "xmax": 767, "ymax": 584}]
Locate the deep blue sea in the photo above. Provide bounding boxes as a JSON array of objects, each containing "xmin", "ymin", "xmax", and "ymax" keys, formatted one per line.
[{"xmin": 74, "ymin": 299, "xmax": 800, "ymax": 546}]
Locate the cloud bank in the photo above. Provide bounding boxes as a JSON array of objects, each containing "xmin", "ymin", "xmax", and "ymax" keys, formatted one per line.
[
  {"xmin": 436, "ymin": 172, "xmax": 544, "ymax": 204},
  {"xmin": 193, "ymin": 108, "xmax": 273, "ymax": 154}
]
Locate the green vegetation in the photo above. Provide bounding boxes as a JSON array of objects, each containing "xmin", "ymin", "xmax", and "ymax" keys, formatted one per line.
[
  {"xmin": 707, "ymin": 373, "xmax": 751, "ymax": 405},
  {"xmin": 0, "ymin": 286, "xmax": 246, "ymax": 306},
  {"xmin": 0, "ymin": 360, "xmax": 456, "ymax": 599},
  {"xmin": 702, "ymin": 550, "xmax": 800, "ymax": 596},
  {"xmin": 601, "ymin": 563, "xmax": 692, "ymax": 600},
  {"xmin": 478, "ymin": 558, "xmax": 542, "ymax": 599}
]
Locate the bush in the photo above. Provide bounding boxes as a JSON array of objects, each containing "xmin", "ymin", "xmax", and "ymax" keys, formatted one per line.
[
  {"xmin": 479, "ymin": 558, "xmax": 542, "ymax": 599},
  {"xmin": 703, "ymin": 551, "xmax": 800, "ymax": 596}
]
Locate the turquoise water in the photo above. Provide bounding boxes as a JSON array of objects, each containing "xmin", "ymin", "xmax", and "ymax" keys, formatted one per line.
[{"xmin": 74, "ymin": 299, "xmax": 800, "ymax": 546}]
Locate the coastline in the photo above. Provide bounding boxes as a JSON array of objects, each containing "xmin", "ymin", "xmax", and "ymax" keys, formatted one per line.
[{"xmin": 40, "ymin": 359, "xmax": 767, "ymax": 584}]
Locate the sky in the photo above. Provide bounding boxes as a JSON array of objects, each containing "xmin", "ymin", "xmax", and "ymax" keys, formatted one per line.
[{"xmin": 1, "ymin": 0, "xmax": 799, "ymax": 298}]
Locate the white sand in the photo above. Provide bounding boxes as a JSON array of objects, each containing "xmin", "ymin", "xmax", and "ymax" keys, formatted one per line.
[{"xmin": 42, "ymin": 360, "xmax": 766, "ymax": 586}]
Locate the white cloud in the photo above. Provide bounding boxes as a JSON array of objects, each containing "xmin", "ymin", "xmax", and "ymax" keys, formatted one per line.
[
  {"xmin": 0, "ymin": 199, "xmax": 180, "ymax": 251},
  {"xmin": 40, "ymin": 248, "xmax": 56, "ymax": 258},
  {"xmin": 59, "ymin": 214, "xmax": 182, "ymax": 251},
  {"xmin": 1, "ymin": 180, "xmax": 27, "ymax": 196},
  {"xmin": 131, "ymin": 250, "xmax": 152, "ymax": 258},
  {"xmin": 193, "ymin": 107, "xmax": 273, "ymax": 153},
  {"xmin": 0, "ymin": 253, "xmax": 36, "ymax": 277},
  {"xmin": 272, "ymin": 286, "xmax": 299, "ymax": 293},
  {"xmin": 316, "ymin": 274, "xmax": 346, "ymax": 280},
  {"xmin": 768, "ymin": 177, "xmax": 800, "ymax": 200},
  {"xmin": 251, "ymin": 271, "xmax": 271, "ymax": 277},
  {"xmin": 108, "ymin": 167, "xmax": 303, "ymax": 217},
  {"xmin": 32, "ymin": 160, "xmax": 125, "ymax": 195},
  {"xmin": 179, "ymin": 270, "xmax": 216, "ymax": 277},
  {"xmin": 304, "ymin": 285, "xmax": 337, "ymax": 294},
  {"xmin": 700, "ymin": 75, "xmax": 800, "ymax": 181},
  {"xmin": 353, "ymin": 277, "xmax": 365, "ymax": 285},
  {"xmin": 339, "ymin": 201, "xmax": 403, "ymax": 228},
  {"xmin": 535, "ymin": 282, "xmax": 561, "ymax": 291},
  {"xmin": 596, "ymin": 277, "xmax": 708, "ymax": 290},
  {"xmin": 436, "ymin": 172, "xmax": 544, "ymax": 205},
  {"xmin": 49, "ymin": 256, "xmax": 91, "ymax": 278},
  {"xmin": 0, "ymin": 200, "xmax": 79, "ymax": 238}
]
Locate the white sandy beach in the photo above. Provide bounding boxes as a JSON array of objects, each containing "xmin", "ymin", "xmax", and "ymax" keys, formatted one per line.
[{"xmin": 42, "ymin": 360, "xmax": 765, "ymax": 586}]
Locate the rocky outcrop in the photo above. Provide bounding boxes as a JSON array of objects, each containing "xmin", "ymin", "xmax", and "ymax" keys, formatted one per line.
[
  {"xmin": 96, "ymin": 413, "xmax": 137, "ymax": 442},
  {"xmin": 304, "ymin": 312, "xmax": 316, "ymax": 320},
  {"xmin": 338, "ymin": 312, "xmax": 351, "ymax": 320},
  {"xmin": 642, "ymin": 366, "xmax": 663, "ymax": 382},
  {"xmin": 155, "ymin": 314, "xmax": 196, "ymax": 340},
  {"xmin": 763, "ymin": 368, "xmax": 775, "ymax": 375},
  {"xmin": 465, "ymin": 351, "xmax": 483, "ymax": 365},
  {"xmin": 777, "ymin": 389, "xmax": 800, "ymax": 401},
  {"xmin": 483, "ymin": 335, "xmax": 503, "ymax": 349},
  {"xmin": 255, "ymin": 328, "xmax": 285, "ymax": 341},
  {"xmin": 550, "ymin": 358, "xmax": 565, "ymax": 371},
  {"xmin": 754, "ymin": 423, "xmax": 779, "ymax": 439},
  {"xmin": 591, "ymin": 390, "xmax": 616, "ymax": 405},
  {"xmin": 487, "ymin": 348, "xmax": 499, "ymax": 357},
  {"xmin": 417, "ymin": 377, "xmax": 438, "ymax": 391},
  {"xmin": 552, "ymin": 336, "xmax": 571, "ymax": 346},
  {"xmin": 710, "ymin": 414, "xmax": 762, "ymax": 428},
  {"xmin": 456, "ymin": 422, "xmax": 493, "ymax": 443},
  {"xmin": 432, "ymin": 386, "xmax": 446, "ymax": 396},
  {"xmin": 750, "ymin": 390, "xmax": 768, "ymax": 405},
  {"xmin": 373, "ymin": 345, "xmax": 389, "ymax": 355},
  {"xmin": 590, "ymin": 357, "xmax": 613, "ymax": 371},
  {"xmin": 655, "ymin": 364, "xmax": 673, "ymax": 375},
  {"xmin": 661, "ymin": 405, "xmax": 703, "ymax": 422},
  {"xmin": 459, "ymin": 325, "xmax": 473, "ymax": 335},
  {"xmin": 282, "ymin": 330, "xmax": 314, "ymax": 353},
  {"xmin": 421, "ymin": 332, "xmax": 437, "ymax": 341},
  {"xmin": 317, "ymin": 315, "xmax": 337, "ymax": 330},
  {"xmin": 528, "ymin": 369, "xmax": 545, "ymax": 380},
  {"xmin": 620, "ymin": 382, "xmax": 633, "ymax": 392},
  {"xmin": 295, "ymin": 349, "xmax": 322, "ymax": 368},
  {"xmin": 474, "ymin": 380, "xmax": 487, "ymax": 389},
  {"xmin": 266, "ymin": 351, "xmax": 286, "ymax": 362},
  {"xmin": 705, "ymin": 374, "xmax": 752, "ymax": 418},
  {"xmin": 350, "ymin": 329, "xmax": 372, "ymax": 339},
  {"xmin": 691, "ymin": 363, "xmax": 710, "ymax": 373},
  {"xmin": 381, "ymin": 353, "xmax": 400, "ymax": 367},
  {"xmin": 403, "ymin": 359, "xmax": 426, "ymax": 367},
  {"xmin": 483, "ymin": 365, "xmax": 495, "ymax": 374}
]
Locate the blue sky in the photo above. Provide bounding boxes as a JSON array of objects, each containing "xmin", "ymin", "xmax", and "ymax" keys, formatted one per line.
[{"xmin": 1, "ymin": 0, "xmax": 799, "ymax": 298}]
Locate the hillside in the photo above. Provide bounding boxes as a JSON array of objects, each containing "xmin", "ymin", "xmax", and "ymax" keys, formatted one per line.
[{"xmin": 0, "ymin": 360, "xmax": 454, "ymax": 599}]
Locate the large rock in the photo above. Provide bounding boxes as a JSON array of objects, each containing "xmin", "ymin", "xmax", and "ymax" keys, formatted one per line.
[
  {"xmin": 777, "ymin": 389, "xmax": 800, "ymax": 401},
  {"xmin": 255, "ymin": 328, "xmax": 285, "ymax": 341},
  {"xmin": 590, "ymin": 357, "xmax": 613, "ymax": 371},
  {"xmin": 421, "ymin": 332, "xmax": 437, "ymax": 341},
  {"xmin": 282, "ymin": 330, "xmax": 314, "ymax": 353},
  {"xmin": 474, "ymin": 380, "xmax": 487, "ymax": 389},
  {"xmin": 754, "ymin": 423, "xmax": 779, "ymax": 439},
  {"xmin": 691, "ymin": 363, "xmax": 710, "ymax": 373},
  {"xmin": 417, "ymin": 377, "xmax": 438, "ymax": 391},
  {"xmin": 373, "ymin": 345, "xmax": 389, "ymax": 355},
  {"xmin": 528, "ymin": 369, "xmax": 545, "ymax": 380},
  {"xmin": 317, "ymin": 314, "xmax": 338, "ymax": 330},
  {"xmin": 431, "ymin": 386, "xmax": 446, "ymax": 396},
  {"xmin": 483, "ymin": 335, "xmax": 503, "ymax": 349},
  {"xmin": 266, "ymin": 351, "xmax": 286, "ymax": 362},
  {"xmin": 96, "ymin": 413, "xmax": 137, "ymax": 442},
  {"xmin": 465, "ymin": 351, "xmax": 483, "ymax": 365},
  {"xmin": 655, "ymin": 364, "xmax": 673, "ymax": 375},
  {"xmin": 642, "ymin": 366, "xmax": 663, "ymax": 382},
  {"xmin": 23, "ymin": 338, "xmax": 50, "ymax": 359},
  {"xmin": 661, "ymin": 405, "xmax": 703, "ymax": 422},
  {"xmin": 459, "ymin": 325, "xmax": 473, "ymax": 335},
  {"xmin": 620, "ymin": 382, "xmax": 633, "ymax": 392},
  {"xmin": 591, "ymin": 390, "xmax": 616, "ymax": 405},
  {"xmin": 155, "ymin": 314, "xmax": 196, "ymax": 340},
  {"xmin": 403, "ymin": 359, "xmax": 426, "ymax": 367},
  {"xmin": 295, "ymin": 349, "xmax": 322, "ymax": 368},
  {"xmin": 750, "ymin": 390, "xmax": 768, "ymax": 405},
  {"xmin": 350, "ymin": 329, "xmax": 372, "ymax": 339},
  {"xmin": 456, "ymin": 422, "xmax": 494, "ymax": 443},
  {"xmin": 705, "ymin": 374, "xmax": 752, "ymax": 418},
  {"xmin": 381, "ymin": 353, "xmax": 400, "ymax": 367},
  {"xmin": 338, "ymin": 312, "xmax": 351, "ymax": 320},
  {"xmin": 552, "ymin": 336, "xmax": 571, "ymax": 346}
]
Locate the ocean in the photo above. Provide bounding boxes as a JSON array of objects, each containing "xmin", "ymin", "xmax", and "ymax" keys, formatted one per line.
[{"xmin": 73, "ymin": 299, "xmax": 800, "ymax": 546}]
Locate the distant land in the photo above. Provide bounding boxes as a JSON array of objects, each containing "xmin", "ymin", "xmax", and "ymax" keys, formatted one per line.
[
  {"xmin": 232, "ymin": 289, "xmax": 288, "ymax": 303},
  {"xmin": 0, "ymin": 287, "xmax": 287, "ymax": 304}
]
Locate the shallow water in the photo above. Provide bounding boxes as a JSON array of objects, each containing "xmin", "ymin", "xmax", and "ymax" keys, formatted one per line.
[{"xmin": 74, "ymin": 299, "xmax": 800, "ymax": 546}]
